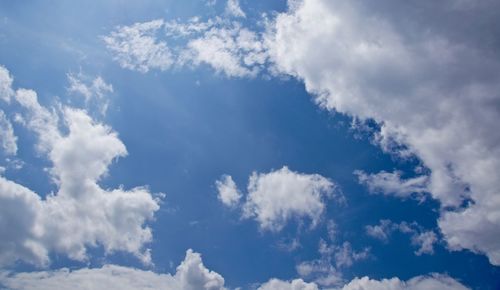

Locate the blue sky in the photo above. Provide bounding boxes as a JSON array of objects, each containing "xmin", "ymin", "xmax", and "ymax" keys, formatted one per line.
[{"xmin": 0, "ymin": 0, "xmax": 500, "ymax": 289}]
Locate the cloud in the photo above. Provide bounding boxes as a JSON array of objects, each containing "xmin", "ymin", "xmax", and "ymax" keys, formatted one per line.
[
  {"xmin": 103, "ymin": 0, "xmax": 500, "ymax": 265},
  {"xmin": 67, "ymin": 72, "xmax": 113, "ymax": 115},
  {"xmin": 105, "ymin": 17, "xmax": 268, "ymax": 77},
  {"xmin": 339, "ymin": 274, "xmax": 469, "ymax": 290},
  {"xmin": 0, "ymin": 110, "xmax": 17, "ymax": 155},
  {"xmin": 243, "ymin": 167, "xmax": 337, "ymax": 231},
  {"xmin": 354, "ymin": 170, "xmax": 428, "ymax": 201},
  {"xmin": 215, "ymin": 175, "xmax": 242, "ymax": 207},
  {"xmin": 225, "ymin": 0, "xmax": 246, "ymax": 18},
  {"xmin": 103, "ymin": 19, "xmax": 173, "ymax": 73},
  {"xmin": 264, "ymin": 0, "xmax": 500, "ymax": 265},
  {"xmin": 0, "ymin": 249, "xmax": 226, "ymax": 290},
  {"xmin": 0, "ymin": 247, "xmax": 469, "ymax": 290},
  {"xmin": 258, "ymin": 278, "xmax": 319, "ymax": 290},
  {"xmin": 218, "ymin": 166, "xmax": 337, "ymax": 232},
  {"xmin": 366, "ymin": 220, "xmax": 438, "ymax": 255},
  {"xmin": 296, "ymin": 239, "xmax": 369, "ymax": 287},
  {"xmin": 259, "ymin": 274, "xmax": 469, "ymax": 290},
  {"xmin": 0, "ymin": 66, "xmax": 14, "ymax": 102},
  {"xmin": 0, "ymin": 66, "xmax": 161, "ymax": 266}
]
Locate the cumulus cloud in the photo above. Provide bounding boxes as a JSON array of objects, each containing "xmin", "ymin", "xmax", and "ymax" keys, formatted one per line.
[
  {"xmin": 339, "ymin": 274, "xmax": 469, "ymax": 290},
  {"xmin": 0, "ymin": 66, "xmax": 161, "ymax": 267},
  {"xmin": 243, "ymin": 167, "xmax": 337, "ymax": 231},
  {"xmin": 218, "ymin": 166, "xmax": 337, "ymax": 232},
  {"xmin": 0, "ymin": 110, "xmax": 17, "ymax": 155},
  {"xmin": 215, "ymin": 175, "xmax": 242, "ymax": 207},
  {"xmin": 258, "ymin": 278, "xmax": 319, "ymax": 290},
  {"xmin": 355, "ymin": 170, "xmax": 428, "ymax": 201},
  {"xmin": 0, "ymin": 249, "xmax": 226, "ymax": 290},
  {"xmin": 259, "ymin": 274, "xmax": 469, "ymax": 290},
  {"xmin": 366, "ymin": 220, "xmax": 438, "ymax": 255},
  {"xmin": 264, "ymin": 0, "xmax": 500, "ymax": 266},
  {"xmin": 103, "ymin": 0, "xmax": 500, "ymax": 265}
]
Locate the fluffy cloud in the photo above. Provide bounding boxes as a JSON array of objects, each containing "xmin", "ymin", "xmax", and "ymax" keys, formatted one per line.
[
  {"xmin": 366, "ymin": 220, "xmax": 438, "ymax": 255},
  {"xmin": 354, "ymin": 171, "xmax": 428, "ymax": 201},
  {"xmin": 215, "ymin": 175, "xmax": 242, "ymax": 207},
  {"xmin": 259, "ymin": 274, "xmax": 469, "ymax": 290},
  {"xmin": 0, "ymin": 110, "xmax": 17, "ymax": 155},
  {"xmin": 0, "ymin": 249, "xmax": 226, "ymax": 290},
  {"xmin": 339, "ymin": 274, "xmax": 469, "ymax": 290},
  {"xmin": 0, "ymin": 67, "xmax": 161, "ymax": 266},
  {"xmin": 264, "ymin": 0, "xmax": 500, "ymax": 265},
  {"xmin": 243, "ymin": 167, "xmax": 336, "ymax": 231},
  {"xmin": 218, "ymin": 166, "xmax": 337, "ymax": 231},
  {"xmin": 258, "ymin": 278, "xmax": 319, "ymax": 290},
  {"xmin": 103, "ymin": 0, "xmax": 500, "ymax": 266}
]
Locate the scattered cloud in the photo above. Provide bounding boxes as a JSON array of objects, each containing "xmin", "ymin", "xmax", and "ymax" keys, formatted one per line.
[
  {"xmin": 0, "ymin": 66, "xmax": 161, "ymax": 267},
  {"xmin": 225, "ymin": 0, "xmax": 246, "ymax": 18},
  {"xmin": 0, "ymin": 110, "xmax": 17, "ymax": 155},
  {"xmin": 264, "ymin": 0, "xmax": 500, "ymax": 266},
  {"xmin": 0, "ymin": 249, "xmax": 226, "ymax": 290},
  {"xmin": 355, "ymin": 170, "xmax": 428, "ymax": 201},
  {"xmin": 258, "ymin": 278, "xmax": 318, "ymax": 290},
  {"xmin": 103, "ymin": 0, "xmax": 500, "ymax": 267},
  {"xmin": 296, "ymin": 239, "xmax": 369, "ymax": 287},
  {"xmin": 67, "ymin": 72, "xmax": 113, "ymax": 115},
  {"xmin": 366, "ymin": 220, "xmax": 438, "ymax": 255},
  {"xmin": 215, "ymin": 174, "xmax": 242, "ymax": 208},
  {"xmin": 218, "ymin": 166, "xmax": 338, "ymax": 232},
  {"xmin": 339, "ymin": 274, "xmax": 469, "ymax": 290},
  {"xmin": 105, "ymin": 17, "xmax": 268, "ymax": 77},
  {"xmin": 103, "ymin": 19, "xmax": 173, "ymax": 73},
  {"xmin": 0, "ymin": 66, "xmax": 14, "ymax": 102},
  {"xmin": 259, "ymin": 273, "xmax": 469, "ymax": 290}
]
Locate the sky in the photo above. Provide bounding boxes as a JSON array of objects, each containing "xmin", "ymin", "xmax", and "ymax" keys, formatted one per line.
[{"xmin": 0, "ymin": 0, "xmax": 499, "ymax": 289}]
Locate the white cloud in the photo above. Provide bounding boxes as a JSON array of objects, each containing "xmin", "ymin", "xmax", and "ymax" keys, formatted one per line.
[
  {"xmin": 103, "ymin": 0, "xmax": 500, "ymax": 265},
  {"xmin": 264, "ymin": 0, "xmax": 500, "ymax": 265},
  {"xmin": 0, "ymin": 67, "xmax": 161, "ymax": 266},
  {"xmin": 223, "ymin": 166, "xmax": 337, "ymax": 232},
  {"xmin": 0, "ymin": 110, "xmax": 17, "ymax": 155},
  {"xmin": 296, "ymin": 239, "xmax": 369, "ymax": 287},
  {"xmin": 258, "ymin": 278, "xmax": 319, "ymax": 290},
  {"xmin": 0, "ymin": 247, "xmax": 469, "ymax": 290},
  {"xmin": 355, "ymin": 170, "xmax": 428, "ymax": 201},
  {"xmin": 67, "ymin": 72, "xmax": 113, "ymax": 115},
  {"xmin": 225, "ymin": 0, "xmax": 246, "ymax": 18},
  {"xmin": 366, "ymin": 220, "xmax": 438, "ymax": 256},
  {"xmin": 103, "ymin": 19, "xmax": 173, "ymax": 73},
  {"xmin": 181, "ymin": 24, "xmax": 266, "ymax": 77},
  {"xmin": 0, "ymin": 249, "xmax": 226, "ymax": 290},
  {"xmin": 0, "ymin": 66, "xmax": 14, "ymax": 102},
  {"xmin": 216, "ymin": 175, "xmax": 242, "ymax": 207},
  {"xmin": 340, "ymin": 274, "xmax": 469, "ymax": 290},
  {"xmin": 105, "ymin": 17, "xmax": 267, "ymax": 77},
  {"xmin": 259, "ymin": 274, "xmax": 469, "ymax": 290}
]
